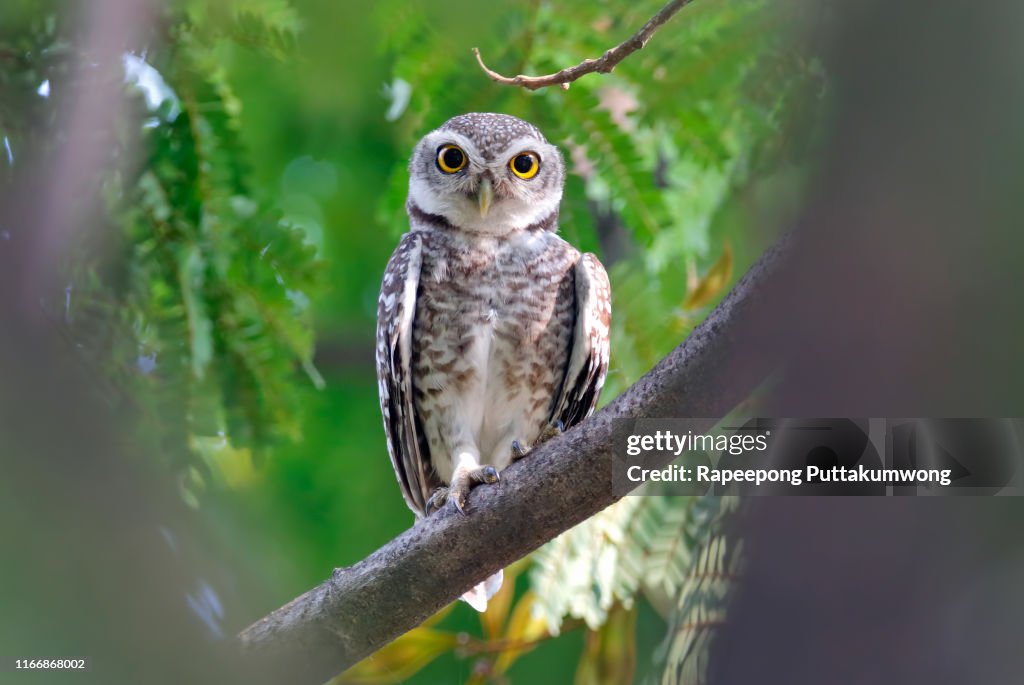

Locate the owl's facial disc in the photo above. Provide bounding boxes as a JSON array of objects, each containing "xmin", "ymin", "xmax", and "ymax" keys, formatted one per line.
[{"xmin": 407, "ymin": 115, "xmax": 566, "ymax": 236}]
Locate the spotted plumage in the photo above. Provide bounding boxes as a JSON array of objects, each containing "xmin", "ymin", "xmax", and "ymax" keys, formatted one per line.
[{"xmin": 375, "ymin": 113, "xmax": 611, "ymax": 610}]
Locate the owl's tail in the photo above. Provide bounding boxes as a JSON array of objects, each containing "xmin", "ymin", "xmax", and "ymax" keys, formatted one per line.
[{"xmin": 460, "ymin": 569, "xmax": 503, "ymax": 612}]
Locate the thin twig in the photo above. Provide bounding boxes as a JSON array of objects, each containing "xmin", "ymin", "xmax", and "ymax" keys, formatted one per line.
[{"xmin": 473, "ymin": 0, "xmax": 694, "ymax": 91}]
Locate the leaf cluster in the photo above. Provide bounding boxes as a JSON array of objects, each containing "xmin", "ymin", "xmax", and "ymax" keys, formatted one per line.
[{"xmin": 0, "ymin": 0, "xmax": 323, "ymax": 503}]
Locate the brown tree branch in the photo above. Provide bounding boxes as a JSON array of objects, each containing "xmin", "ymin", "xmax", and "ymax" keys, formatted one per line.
[
  {"xmin": 236, "ymin": 234, "xmax": 790, "ymax": 685},
  {"xmin": 472, "ymin": 0, "xmax": 695, "ymax": 91}
]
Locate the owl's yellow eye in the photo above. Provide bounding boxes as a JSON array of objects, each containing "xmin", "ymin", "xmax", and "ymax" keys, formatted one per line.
[
  {"xmin": 509, "ymin": 151, "xmax": 540, "ymax": 179},
  {"xmin": 436, "ymin": 144, "xmax": 467, "ymax": 173}
]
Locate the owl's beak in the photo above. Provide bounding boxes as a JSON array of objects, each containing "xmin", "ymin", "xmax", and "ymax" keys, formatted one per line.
[{"xmin": 476, "ymin": 178, "xmax": 493, "ymax": 218}]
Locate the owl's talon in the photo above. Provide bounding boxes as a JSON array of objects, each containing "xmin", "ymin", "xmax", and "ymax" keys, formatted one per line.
[
  {"xmin": 426, "ymin": 487, "xmax": 450, "ymax": 515},
  {"xmin": 537, "ymin": 419, "xmax": 565, "ymax": 444},
  {"xmin": 477, "ymin": 465, "xmax": 500, "ymax": 484},
  {"xmin": 511, "ymin": 440, "xmax": 529, "ymax": 460},
  {"xmin": 449, "ymin": 476, "xmax": 473, "ymax": 514},
  {"xmin": 430, "ymin": 464, "xmax": 498, "ymax": 516}
]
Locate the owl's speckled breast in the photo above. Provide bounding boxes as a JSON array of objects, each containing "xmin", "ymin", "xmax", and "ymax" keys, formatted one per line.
[{"xmin": 410, "ymin": 228, "xmax": 578, "ymax": 481}]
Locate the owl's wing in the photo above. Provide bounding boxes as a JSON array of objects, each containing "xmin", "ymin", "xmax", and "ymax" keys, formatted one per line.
[
  {"xmin": 376, "ymin": 233, "xmax": 434, "ymax": 517},
  {"xmin": 551, "ymin": 253, "xmax": 612, "ymax": 429}
]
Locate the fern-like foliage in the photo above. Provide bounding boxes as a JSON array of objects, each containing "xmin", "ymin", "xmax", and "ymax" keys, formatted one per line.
[
  {"xmin": 654, "ymin": 497, "xmax": 743, "ymax": 685},
  {"xmin": 531, "ymin": 496, "xmax": 647, "ymax": 633},
  {"xmin": 530, "ymin": 493, "xmax": 729, "ymax": 630},
  {"xmin": 531, "ymin": 493, "xmax": 744, "ymax": 684},
  {"xmin": 1, "ymin": 0, "xmax": 321, "ymax": 503}
]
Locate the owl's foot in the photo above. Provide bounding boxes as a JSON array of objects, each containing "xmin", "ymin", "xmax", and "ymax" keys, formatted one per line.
[
  {"xmin": 511, "ymin": 439, "xmax": 530, "ymax": 461},
  {"xmin": 510, "ymin": 420, "xmax": 565, "ymax": 462},
  {"xmin": 425, "ymin": 487, "xmax": 450, "ymax": 515},
  {"xmin": 425, "ymin": 465, "xmax": 499, "ymax": 515},
  {"xmin": 538, "ymin": 419, "xmax": 565, "ymax": 445}
]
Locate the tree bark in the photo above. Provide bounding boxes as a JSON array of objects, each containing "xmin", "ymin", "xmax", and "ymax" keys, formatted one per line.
[{"xmin": 237, "ymin": 234, "xmax": 791, "ymax": 685}]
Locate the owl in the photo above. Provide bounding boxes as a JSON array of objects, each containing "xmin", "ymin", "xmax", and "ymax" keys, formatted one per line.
[{"xmin": 376, "ymin": 113, "xmax": 611, "ymax": 610}]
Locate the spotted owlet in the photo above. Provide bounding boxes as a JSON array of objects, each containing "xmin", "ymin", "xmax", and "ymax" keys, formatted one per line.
[{"xmin": 375, "ymin": 113, "xmax": 611, "ymax": 610}]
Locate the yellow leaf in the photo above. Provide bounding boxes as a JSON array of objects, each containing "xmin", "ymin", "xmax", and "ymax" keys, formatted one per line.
[
  {"xmin": 190, "ymin": 435, "xmax": 257, "ymax": 488},
  {"xmin": 479, "ymin": 556, "xmax": 530, "ymax": 639},
  {"xmin": 574, "ymin": 604, "xmax": 637, "ymax": 685},
  {"xmin": 682, "ymin": 243, "xmax": 733, "ymax": 311},
  {"xmin": 493, "ymin": 591, "xmax": 550, "ymax": 675}
]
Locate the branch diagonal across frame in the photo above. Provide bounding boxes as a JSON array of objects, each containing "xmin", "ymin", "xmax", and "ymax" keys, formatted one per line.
[{"xmin": 237, "ymin": 235, "xmax": 791, "ymax": 685}]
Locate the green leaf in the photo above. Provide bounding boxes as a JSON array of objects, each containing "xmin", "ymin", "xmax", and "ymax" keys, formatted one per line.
[{"xmin": 177, "ymin": 245, "xmax": 214, "ymax": 379}]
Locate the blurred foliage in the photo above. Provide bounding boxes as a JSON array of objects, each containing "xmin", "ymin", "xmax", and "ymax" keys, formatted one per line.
[
  {"xmin": 0, "ymin": 0, "xmax": 821, "ymax": 682},
  {"xmin": 656, "ymin": 497, "xmax": 743, "ymax": 685},
  {"xmin": 0, "ymin": 0, "xmax": 323, "ymax": 506}
]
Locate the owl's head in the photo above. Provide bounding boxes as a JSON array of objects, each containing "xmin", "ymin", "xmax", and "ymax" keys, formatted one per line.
[{"xmin": 407, "ymin": 113, "xmax": 565, "ymax": 236}]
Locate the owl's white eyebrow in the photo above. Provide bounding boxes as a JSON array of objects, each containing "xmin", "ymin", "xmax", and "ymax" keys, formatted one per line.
[
  {"xmin": 501, "ymin": 136, "xmax": 546, "ymax": 158},
  {"xmin": 428, "ymin": 133, "xmax": 482, "ymax": 161}
]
